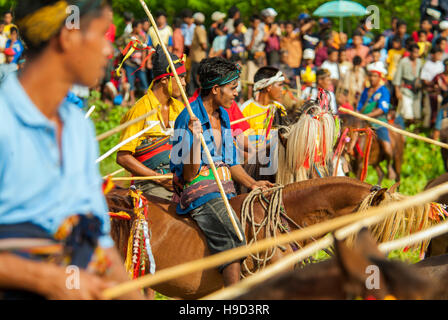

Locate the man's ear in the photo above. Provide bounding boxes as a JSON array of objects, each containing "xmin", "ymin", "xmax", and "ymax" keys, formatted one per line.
[
  {"xmin": 211, "ymin": 85, "xmax": 220, "ymax": 96},
  {"xmin": 58, "ymin": 27, "xmax": 82, "ymax": 54}
]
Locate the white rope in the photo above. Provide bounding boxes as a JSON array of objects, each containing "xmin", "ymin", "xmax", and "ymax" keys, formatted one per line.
[
  {"xmin": 95, "ymin": 122, "xmax": 158, "ymax": 164},
  {"xmin": 253, "ymin": 71, "xmax": 285, "ymax": 92}
]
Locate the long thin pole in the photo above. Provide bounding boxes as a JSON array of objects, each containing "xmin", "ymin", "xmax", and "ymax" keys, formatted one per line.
[
  {"xmin": 230, "ymin": 110, "xmax": 268, "ymax": 125},
  {"xmin": 111, "ymin": 174, "xmax": 173, "ymax": 181},
  {"xmin": 339, "ymin": 107, "xmax": 448, "ymax": 149},
  {"xmin": 102, "ymin": 180, "xmax": 448, "ymax": 299},
  {"xmin": 96, "ymin": 109, "xmax": 158, "ymax": 141},
  {"xmin": 138, "ymin": 0, "xmax": 243, "ymax": 241},
  {"xmin": 203, "ymin": 219, "xmax": 448, "ymax": 300},
  {"xmin": 96, "ymin": 123, "xmax": 157, "ymax": 163}
]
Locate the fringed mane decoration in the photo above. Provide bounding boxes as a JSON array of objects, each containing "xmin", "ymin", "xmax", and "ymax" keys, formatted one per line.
[
  {"xmin": 277, "ymin": 91, "xmax": 339, "ymax": 185},
  {"xmin": 345, "ymin": 189, "xmax": 448, "ymax": 259}
]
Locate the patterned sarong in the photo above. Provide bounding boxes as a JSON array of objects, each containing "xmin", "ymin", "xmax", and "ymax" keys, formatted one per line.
[{"xmin": 134, "ymin": 136, "xmax": 172, "ymax": 172}]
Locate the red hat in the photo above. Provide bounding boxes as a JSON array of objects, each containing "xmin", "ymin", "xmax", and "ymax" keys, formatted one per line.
[{"xmin": 4, "ymin": 48, "xmax": 15, "ymax": 56}]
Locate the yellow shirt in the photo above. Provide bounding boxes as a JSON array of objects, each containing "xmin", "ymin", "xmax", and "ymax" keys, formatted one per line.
[
  {"xmin": 240, "ymin": 99, "xmax": 286, "ymax": 144},
  {"xmin": 3, "ymin": 24, "xmax": 17, "ymax": 38},
  {"xmin": 118, "ymin": 89, "xmax": 184, "ymax": 153},
  {"xmin": 386, "ymin": 48, "xmax": 405, "ymax": 81}
]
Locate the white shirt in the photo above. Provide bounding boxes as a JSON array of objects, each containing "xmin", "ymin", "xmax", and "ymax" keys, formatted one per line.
[
  {"xmin": 421, "ymin": 60, "xmax": 444, "ymax": 82},
  {"xmin": 321, "ymin": 61, "xmax": 340, "ymax": 80}
]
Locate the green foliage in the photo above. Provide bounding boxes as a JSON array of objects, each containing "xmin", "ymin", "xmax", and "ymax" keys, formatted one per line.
[{"xmin": 88, "ymin": 91, "xmax": 128, "ymax": 176}]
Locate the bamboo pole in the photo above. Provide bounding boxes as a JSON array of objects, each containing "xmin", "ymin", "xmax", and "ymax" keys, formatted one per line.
[
  {"xmin": 102, "ymin": 180, "xmax": 448, "ymax": 299},
  {"xmin": 96, "ymin": 109, "xmax": 158, "ymax": 142},
  {"xmin": 339, "ymin": 107, "xmax": 448, "ymax": 149},
  {"xmin": 96, "ymin": 123, "xmax": 158, "ymax": 164},
  {"xmin": 230, "ymin": 110, "xmax": 268, "ymax": 125},
  {"xmin": 111, "ymin": 174, "xmax": 173, "ymax": 182},
  {"xmin": 204, "ymin": 218, "xmax": 448, "ymax": 300},
  {"xmin": 138, "ymin": 0, "xmax": 243, "ymax": 241},
  {"xmin": 85, "ymin": 105, "xmax": 96, "ymax": 119},
  {"xmin": 102, "ymin": 168, "xmax": 126, "ymax": 179}
]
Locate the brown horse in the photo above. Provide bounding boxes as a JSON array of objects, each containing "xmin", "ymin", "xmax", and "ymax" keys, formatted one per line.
[
  {"xmin": 236, "ymin": 229, "xmax": 439, "ymax": 300},
  {"xmin": 107, "ymin": 176, "xmax": 440, "ymax": 299},
  {"xmin": 107, "ymin": 177, "xmax": 380, "ymax": 299},
  {"xmin": 338, "ymin": 113, "xmax": 404, "ymax": 185}
]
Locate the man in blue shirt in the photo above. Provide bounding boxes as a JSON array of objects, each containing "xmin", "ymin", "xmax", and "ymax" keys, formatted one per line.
[
  {"xmin": 0, "ymin": 0, "xmax": 143, "ymax": 300},
  {"xmin": 170, "ymin": 57, "xmax": 273, "ymax": 286},
  {"xmin": 357, "ymin": 64, "xmax": 395, "ymax": 179}
]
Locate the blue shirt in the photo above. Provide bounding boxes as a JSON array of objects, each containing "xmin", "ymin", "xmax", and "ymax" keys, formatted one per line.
[
  {"xmin": 170, "ymin": 95, "xmax": 239, "ymax": 214},
  {"xmin": 0, "ymin": 74, "xmax": 113, "ymax": 248},
  {"xmin": 357, "ymin": 85, "xmax": 390, "ymax": 114},
  {"xmin": 6, "ymin": 39, "xmax": 24, "ymax": 64},
  {"xmin": 181, "ymin": 23, "xmax": 196, "ymax": 47}
]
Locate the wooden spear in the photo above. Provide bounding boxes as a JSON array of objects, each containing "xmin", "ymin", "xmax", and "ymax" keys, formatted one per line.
[
  {"xmin": 230, "ymin": 110, "xmax": 268, "ymax": 125},
  {"xmin": 339, "ymin": 107, "xmax": 448, "ymax": 149},
  {"xmin": 137, "ymin": 0, "xmax": 243, "ymax": 241},
  {"xmin": 96, "ymin": 109, "xmax": 158, "ymax": 141}
]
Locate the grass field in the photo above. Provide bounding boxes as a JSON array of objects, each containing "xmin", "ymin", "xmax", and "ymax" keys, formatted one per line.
[{"xmin": 90, "ymin": 97, "xmax": 445, "ymax": 298}]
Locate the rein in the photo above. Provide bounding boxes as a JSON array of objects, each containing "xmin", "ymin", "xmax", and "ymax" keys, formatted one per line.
[{"xmin": 240, "ymin": 185, "xmax": 314, "ymax": 277}]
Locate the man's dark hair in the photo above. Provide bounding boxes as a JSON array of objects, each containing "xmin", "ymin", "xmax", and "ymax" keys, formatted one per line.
[
  {"xmin": 254, "ymin": 66, "xmax": 279, "ymax": 84},
  {"xmin": 173, "ymin": 17, "xmax": 183, "ymax": 29},
  {"xmin": 391, "ymin": 35, "xmax": 402, "ymax": 44},
  {"xmin": 409, "ymin": 43, "xmax": 420, "ymax": 52},
  {"xmin": 9, "ymin": 26, "xmax": 17, "ymax": 34},
  {"xmin": 198, "ymin": 57, "xmax": 239, "ymax": 96},
  {"xmin": 352, "ymin": 30, "xmax": 363, "ymax": 38},
  {"xmin": 132, "ymin": 20, "xmax": 141, "ymax": 29},
  {"xmin": 371, "ymin": 48, "xmax": 381, "ymax": 54},
  {"xmin": 228, "ymin": 5, "xmax": 239, "ymax": 19},
  {"xmin": 436, "ymin": 36, "xmax": 447, "ymax": 46},
  {"xmin": 421, "ymin": 17, "xmax": 432, "ymax": 25},
  {"xmin": 16, "ymin": 0, "xmax": 111, "ymax": 58},
  {"xmin": 353, "ymin": 55, "xmax": 362, "ymax": 66},
  {"xmin": 431, "ymin": 46, "xmax": 443, "ymax": 55},
  {"xmin": 124, "ymin": 11, "xmax": 134, "ymax": 22},
  {"xmin": 397, "ymin": 20, "xmax": 407, "ymax": 28},
  {"xmin": 374, "ymin": 33, "xmax": 385, "ymax": 43},
  {"xmin": 418, "ymin": 29, "xmax": 427, "ymax": 36},
  {"xmin": 250, "ymin": 14, "xmax": 261, "ymax": 22},
  {"xmin": 155, "ymin": 9, "xmax": 167, "ymax": 19},
  {"xmin": 181, "ymin": 8, "xmax": 193, "ymax": 19},
  {"xmin": 328, "ymin": 47, "xmax": 338, "ymax": 56},
  {"xmin": 316, "ymin": 68, "xmax": 330, "ymax": 80},
  {"xmin": 233, "ymin": 18, "xmax": 242, "ymax": 30},
  {"xmin": 3, "ymin": 10, "xmax": 12, "ymax": 17}
]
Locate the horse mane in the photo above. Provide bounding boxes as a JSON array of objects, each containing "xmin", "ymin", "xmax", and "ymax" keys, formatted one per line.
[
  {"xmin": 345, "ymin": 190, "xmax": 436, "ymax": 252},
  {"xmin": 282, "ymin": 176, "xmax": 371, "ymax": 194},
  {"xmin": 277, "ymin": 100, "xmax": 338, "ymax": 185}
]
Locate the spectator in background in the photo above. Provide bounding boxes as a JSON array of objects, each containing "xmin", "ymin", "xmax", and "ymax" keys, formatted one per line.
[
  {"xmin": 245, "ymin": 14, "xmax": 266, "ymax": 98},
  {"xmin": 315, "ymin": 34, "xmax": 334, "ymax": 67},
  {"xmin": 0, "ymin": 20, "xmax": 7, "ymax": 64},
  {"xmin": 261, "ymin": 8, "xmax": 281, "ymax": 67},
  {"xmin": 386, "ymin": 36, "xmax": 405, "ymax": 83},
  {"xmin": 393, "ymin": 44, "xmax": 422, "ymax": 123},
  {"xmin": 412, "ymin": 18, "xmax": 434, "ymax": 42},
  {"xmin": 209, "ymin": 11, "xmax": 226, "ymax": 44},
  {"xmin": 368, "ymin": 48, "xmax": 387, "ymax": 72},
  {"xmin": 116, "ymin": 21, "xmax": 149, "ymax": 106},
  {"xmin": 435, "ymin": 36, "xmax": 448, "ymax": 60},
  {"xmin": 209, "ymin": 23, "xmax": 228, "ymax": 58},
  {"xmin": 336, "ymin": 55, "xmax": 366, "ymax": 110},
  {"xmin": 0, "ymin": 47, "xmax": 18, "ymax": 82},
  {"xmin": 142, "ymin": 20, "xmax": 150, "ymax": 36},
  {"xmin": 421, "ymin": 47, "xmax": 445, "ymax": 127},
  {"xmin": 172, "ymin": 17, "xmax": 185, "ymax": 59},
  {"xmin": 301, "ymin": 18, "xmax": 320, "ymax": 51},
  {"xmin": 298, "ymin": 48, "xmax": 317, "ymax": 89},
  {"xmin": 181, "ymin": 9, "xmax": 196, "ymax": 55},
  {"xmin": 321, "ymin": 47, "xmax": 340, "ymax": 90},
  {"xmin": 148, "ymin": 10, "xmax": 173, "ymax": 52},
  {"xmin": 346, "ymin": 31, "xmax": 370, "ymax": 66},
  {"xmin": 417, "ymin": 30, "xmax": 432, "ymax": 58},
  {"xmin": 420, "ymin": 0, "xmax": 448, "ymax": 25},
  {"xmin": 386, "ymin": 20, "xmax": 409, "ymax": 50},
  {"xmin": 225, "ymin": 6, "xmax": 240, "ymax": 35},
  {"xmin": 226, "ymin": 19, "xmax": 246, "ymax": 63},
  {"xmin": 280, "ymin": 21, "xmax": 302, "ymax": 87},
  {"xmin": 2, "ymin": 11, "xmax": 16, "ymax": 38},
  {"xmin": 338, "ymin": 46, "xmax": 353, "ymax": 78},
  {"xmin": 188, "ymin": 12, "xmax": 208, "ymax": 96},
  {"xmin": 123, "ymin": 11, "xmax": 134, "ymax": 35},
  {"xmin": 433, "ymin": 20, "xmax": 448, "ymax": 55},
  {"xmin": 383, "ymin": 17, "xmax": 399, "ymax": 38},
  {"xmin": 371, "ymin": 34, "xmax": 388, "ymax": 65},
  {"xmin": 5, "ymin": 27, "xmax": 23, "ymax": 64},
  {"xmin": 301, "ymin": 68, "xmax": 338, "ymax": 114}
]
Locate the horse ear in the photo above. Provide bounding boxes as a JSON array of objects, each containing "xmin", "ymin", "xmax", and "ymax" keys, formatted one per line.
[
  {"xmin": 370, "ymin": 188, "xmax": 388, "ymax": 206},
  {"xmin": 388, "ymin": 182, "xmax": 401, "ymax": 194}
]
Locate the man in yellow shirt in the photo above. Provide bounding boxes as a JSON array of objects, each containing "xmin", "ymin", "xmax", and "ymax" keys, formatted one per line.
[
  {"xmin": 240, "ymin": 66, "xmax": 288, "ymax": 143},
  {"xmin": 116, "ymin": 46, "xmax": 186, "ymax": 200},
  {"xmin": 239, "ymin": 67, "xmax": 289, "ymax": 191},
  {"xmin": 3, "ymin": 11, "xmax": 17, "ymax": 38}
]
